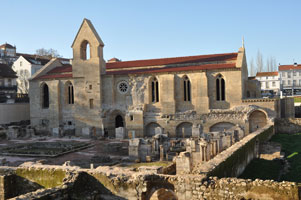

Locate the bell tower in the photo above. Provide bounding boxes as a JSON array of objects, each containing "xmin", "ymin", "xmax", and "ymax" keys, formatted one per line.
[
  {"xmin": 71, "ymin": 18, "xmax": 105, "ymax": 77},
  {"xmin": 71, "ymin": 19, "xmax": 105, "ymax": 135}
]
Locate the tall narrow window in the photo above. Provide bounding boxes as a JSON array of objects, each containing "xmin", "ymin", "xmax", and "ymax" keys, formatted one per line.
[
  {"xmin": 67, "ymin": 82, "xmax": 74, "ymax": 104},
  {"xmin": 42, "ymin": 83, "xmax": 49, "ymax": 108},
  {"xmin": 183, "ymin": 76, "xmax": 191, "ymax": 101},
  {"xmin": 216, "ymin": 75, "xmax": 225, "ymax": 101},
  {"xmin": 151, "ymin": 77, "xmax": 159, "ymax": 103}
]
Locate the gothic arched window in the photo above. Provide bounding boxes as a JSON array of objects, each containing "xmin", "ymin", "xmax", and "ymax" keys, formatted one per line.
[
  {"xmin": 66, "ymin": 82, "xmax": 74, "ymax": 104},
  {"xmin": 216, "ymin": 74, "xmax": 225, "ymax": 101},
  {"xmin": 151, "ymin": 77, "xmax": 159, "ymax": 103},
  {"xmin": 183, "ymin": 76, "xmax": 191, "ymax": 102},
  {"xmin": 41, "ymin": 83, "xmax": 49, "ymax": 108}
]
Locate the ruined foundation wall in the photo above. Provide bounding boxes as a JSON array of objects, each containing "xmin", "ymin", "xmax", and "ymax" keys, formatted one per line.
[
  {"xmin": 275, "ymin": 118, "xmax": 301, "ymax": 134},
  {"xmin": 193, "ymin": 125, "xmax": 274, "ymax": 177}
]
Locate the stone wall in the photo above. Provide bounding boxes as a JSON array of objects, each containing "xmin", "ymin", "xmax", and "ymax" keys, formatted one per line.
[
  {"xmin": 0, "ymin": 103, "xmax": 29, "ymax": 125},
  {"xmin": 0, "ymin": 164, "xmax": 299, "ymax": 200},
  {"xmin": 275, "ymin": 118, "xmax": 301, "ymax": 134},
  {"xmin": 192, "ymin": 125, "xmax": 274, "ymax": 177}
]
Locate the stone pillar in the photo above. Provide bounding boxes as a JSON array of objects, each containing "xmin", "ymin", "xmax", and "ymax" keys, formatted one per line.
[{"xmin": 160, "ymin": 145, "xmax": 164, "ymax": 161}]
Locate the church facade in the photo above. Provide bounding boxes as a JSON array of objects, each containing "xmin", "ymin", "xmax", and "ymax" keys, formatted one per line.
[{"xmin": 29, "ymin": 19, "xmax": 290, "ymax": 138}]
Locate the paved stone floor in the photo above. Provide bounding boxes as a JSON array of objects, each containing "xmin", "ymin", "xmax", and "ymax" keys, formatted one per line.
[{"xmin": 0, "ymin": 137, "xmax": 129, "ymax": 168}]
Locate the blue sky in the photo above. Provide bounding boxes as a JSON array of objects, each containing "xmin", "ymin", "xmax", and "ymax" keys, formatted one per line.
[{"xmin": 1, "ymin": 1, "xmax": 300, "ymax": 73}]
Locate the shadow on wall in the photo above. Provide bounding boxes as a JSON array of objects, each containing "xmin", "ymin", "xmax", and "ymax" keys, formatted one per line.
[{"xmin": 68, "ymin": 172, "xmax": 126, "ymax": 200}]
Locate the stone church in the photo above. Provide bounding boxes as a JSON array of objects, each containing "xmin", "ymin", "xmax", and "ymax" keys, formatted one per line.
[{"xmin": 29, "ymin": 19, "xmax": 292, "ymax": 138}]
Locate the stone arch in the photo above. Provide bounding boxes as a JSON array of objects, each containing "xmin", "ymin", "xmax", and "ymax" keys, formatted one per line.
[
  {"xmin": 149, "ymin": 188, "xmax": 178, "ymax": 200},
  {"xmin": 145, "ymin": 122, "xmax": 161, "ymax": 137},
  {"xmin": 176, "ymin": 122, "xmax": 192, "ymax": 138},
  {"xmin": 106, "ymin": 110, "xmax": 126, "ymax": 137},
  {"xmin": 115, "ymin": 115, "xmax": 124, "ymax": 128},
  {"xmin": 80, "ymin": 40, "xmax": 91, "ymax": 60},
  {"xmin": 249, "ymin": 110, "xmax": 267, "ymax": 133},
  {"xmin": 209, "ymin": 122, "xmax": 235, "ymax": 132},
  {"xmin": 40, "ymin": 82, "xmax": 49, "ymax": 108}
]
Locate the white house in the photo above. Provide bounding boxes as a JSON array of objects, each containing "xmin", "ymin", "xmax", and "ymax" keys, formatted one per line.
[
  {"xmin": 255, "ymin": 72, "xmax": 280, "ymax": 96},
  {"xmin": 12, "ymin": 54, "xmax": 51, "ymax": 94}
]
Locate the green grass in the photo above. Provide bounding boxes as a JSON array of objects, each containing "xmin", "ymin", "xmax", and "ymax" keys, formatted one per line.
[
  {"xmin": 240, "ymin": 133, "xmax": 301, "ymax": 183},
  {"xmin": 271, "ymin": 133, "xmax": 301, "ymax": 182},
  {"xmin": 239, "ymin": 158, "xmax": 282, "ymax": 180},
  {"xmin": 294, "ymin": 97, "xmax": 301, "ymax": 103}
]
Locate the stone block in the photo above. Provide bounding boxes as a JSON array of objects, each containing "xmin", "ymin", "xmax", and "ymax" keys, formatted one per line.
[
  {"xmin": 52, "ymin": 127, "xmax": 60, "ymax": 137},
  {"xmin": 82, "ymin": 127, "xmax": 91, "ymax": 137},
  {"xmin": 128, "ymin": 130, "xmax": 135, "ymax": 139},
  {"xmin": 116, "ymin": 127, "xmax": 125, "ymax": 139}
]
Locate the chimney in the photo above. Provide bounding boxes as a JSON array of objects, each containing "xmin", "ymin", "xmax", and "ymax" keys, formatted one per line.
[
  {"xmin": 294, "ymin": 62, "xmax": 298, "ymax": 67},
  {"xmin": 108, "ymin": 57, "xmax": 121, "ymax": 63}
]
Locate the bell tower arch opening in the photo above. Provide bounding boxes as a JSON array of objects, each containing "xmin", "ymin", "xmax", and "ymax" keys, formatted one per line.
[{"xmin": 80, "ymin": 40, "xmax": 91, "ymax": 60}]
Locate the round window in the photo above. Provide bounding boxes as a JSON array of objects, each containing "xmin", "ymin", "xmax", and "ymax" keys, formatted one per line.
[{"xmin": 117, "ymin": 81, "xmax": 129, "ymax": 94}]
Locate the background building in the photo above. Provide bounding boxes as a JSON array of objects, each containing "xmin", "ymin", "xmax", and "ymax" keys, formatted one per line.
[
  {"xmin": 12, "ymin": 54, "xmax": 51, "ymax": 94},
  {"xmin": 0, "ymin": 43, "xmax": 17, "ymax": 64},
  {"xmin": 0, "ymin": 63, "xmax": 17, "ymax": 103},
  {"xmin": 255, "ymin": 72, "xmax": 280, "ymax": 97},
  {"xmin": 279, "ymin": 63, "xmax": 301, "ymax": 96}
]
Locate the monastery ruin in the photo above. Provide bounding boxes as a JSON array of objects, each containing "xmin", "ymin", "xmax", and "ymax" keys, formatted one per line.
[{"xmin": 0, "ymin": 19, "xmax": 299, "ymax": 199}]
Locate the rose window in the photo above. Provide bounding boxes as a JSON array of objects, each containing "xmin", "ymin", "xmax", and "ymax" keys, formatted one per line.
[{"xmin": 117, "ymin": 81, "xmax": 129, "ymax": 94}]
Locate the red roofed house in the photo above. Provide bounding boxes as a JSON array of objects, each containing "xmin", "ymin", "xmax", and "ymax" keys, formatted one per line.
[
  {"xmin": 279, "ymin": 63, "xmax": 301, "ymax": 96},
  {"xmin": 255, "ymin": 71, "xmax": 280, "ymax": 97},
  {"xmin": 28, "ymin": 19, "xmax": 292, "ymax": 138}
]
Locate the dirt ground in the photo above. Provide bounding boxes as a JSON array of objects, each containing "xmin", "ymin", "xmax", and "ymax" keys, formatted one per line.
[{"xmin": 0, "ymin": 137, "xmax": 129, "ymax": 168}]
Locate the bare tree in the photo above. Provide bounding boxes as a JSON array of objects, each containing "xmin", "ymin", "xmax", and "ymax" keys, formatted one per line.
[
  {"xmin": 266, "ymin": 57, "xmax": 271, "ymax": 72},
  {"xmin": 256, "ymin": 50, "xmax": 263, "ymax": 72},
  {"xmin": 17, "ymin": 69, "xmax": 30, "ymax": 94},
  {"xmin": 35, "ymin": 48, "xmax": 62, "ymax": 58},
  {"xmin": 249, "ymin": 58, "xmax": 255, "ymax": 76}
]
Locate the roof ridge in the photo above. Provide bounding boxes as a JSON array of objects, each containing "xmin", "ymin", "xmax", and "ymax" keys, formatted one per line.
[{"xmin": 106, "ymin": 52, "xmax": 237, "ymax": 64}]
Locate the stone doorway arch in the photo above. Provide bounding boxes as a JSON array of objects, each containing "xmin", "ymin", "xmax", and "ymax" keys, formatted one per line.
[
  {"xmin": 176, "ymin": 122, "xmax": 192, "ymax": 138},
  {"xmin": 249, "ymin": 110, "xmax": 267, "ymax": 133},
  {"xmin": 145, "ymin": 122, "xmax": 161, "ymax": 137},
  {"xmin": 115, "ymin": 115, "xmax": 124, "ymax": 128},
  {"xmin": 149, "ymin": 188, "xmax": 178, "ymax": 200},
  {"xmin": 209, "ymin": 122, "xmax": 235, "ymax": 132}
]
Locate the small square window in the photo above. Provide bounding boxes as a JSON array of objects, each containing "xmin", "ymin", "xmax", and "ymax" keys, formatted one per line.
[
  {"xmin": 130, "ymin": 115, "xmax": 134, "ymax": 121},
  {"xmin": 68, "ymin": 121, "xmax": 72, "ymax": 125},
  {"xmin": 89, "ymin": 84, "xmax": 92, "ymax": 90}
]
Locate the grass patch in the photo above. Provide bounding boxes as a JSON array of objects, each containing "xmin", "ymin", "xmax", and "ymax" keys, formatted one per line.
[
  {"xmin": 239, "ymin": 158, "xmax": 281, "ymax": 180},
  {"xmin": 271, "ymin": 133, "xmax": 301, "ymax": 182},
  {"xmin": 240, "ymin": 133, "xmax": 301, "ymax": 183},
  {"xmin": 294, "ymin": 97, "xmax": 301, "ymax": 103}
]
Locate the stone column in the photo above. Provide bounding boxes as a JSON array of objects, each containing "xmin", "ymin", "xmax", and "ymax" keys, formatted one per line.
[{"xmin": 160, "ymin": 145, "xmax": 164, "ymax": 161}]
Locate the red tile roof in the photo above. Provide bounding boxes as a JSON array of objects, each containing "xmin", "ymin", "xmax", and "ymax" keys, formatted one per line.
[
  {"xmin": 256, "ymin": 72, "xmax": 278, "ymax": 77},
  {"xmin": 36, "ymin": 64, "xmax": 72, "ymax": 80},
  {"xmin": 107, "ymin": 52, "xmax": 238, "ymax": 69},
  {"xmin": 38, "ymin": 74, "xmax": 72, "ymax": 79},
  {"xmin": 107, "ymin": 63, "xmax": 236, "ymax": 75},
  {"xmin": 279, "ymin": 64, "xmax": 301, "ymax": 71},
  {"xmin": 47, "ymin": 65, "xmax": 72, "ymax": 73}
]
